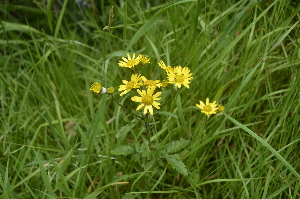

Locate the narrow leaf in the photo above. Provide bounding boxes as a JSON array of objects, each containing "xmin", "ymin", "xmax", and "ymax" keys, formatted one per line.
[
  {"xmin": 223, "ymin": 113, "xmax": 300, "ymax": 181},
  {"xmin": 213, "ymin": 84, "xmax": 227, "ymax": 102}
]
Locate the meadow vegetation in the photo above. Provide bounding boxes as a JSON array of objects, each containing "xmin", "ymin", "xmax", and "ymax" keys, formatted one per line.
[{"xmin": 0, "ymin": 0, "xmax": 299, "ymax": 198}]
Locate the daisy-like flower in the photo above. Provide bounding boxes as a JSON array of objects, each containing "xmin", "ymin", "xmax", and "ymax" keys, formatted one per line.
[
  {"xmin": 138, "ymin": 54, "xmax": 150, "ymax": 65},
  {"xmin": 118, "ymin": 53, "xmax": 141, "ymax": 68},
  {"xmin": 118, "ymin": 74, "xmax": 143, "ymax": 96},
  {"xmin": 158, "ymin": 60, "xmax": 174, "ymax": 73},
  {"xmin": 196, "ymin": 98, "xmax": 218, "ymax": 117},
  {"xmin": 131, "ymin": 87, "xmax": 162, "ymax": 115},
  {"xmin": 167, "ymin": 66, "xmax": 193, "ymax": 88},
  {"xmin": 142, "ymin": 76, "xmax": 161, "ymax": 88},
  {"xmin": 90, "ymin": 82, "xmax": 107, "ymax": 93}
]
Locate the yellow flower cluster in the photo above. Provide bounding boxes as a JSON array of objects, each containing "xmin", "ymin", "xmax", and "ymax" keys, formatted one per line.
[
  {"xmin": 158, "ymin": 61, "xmax": 193, "ymax": 89},
  {"xmin": 196, "ymin": 98, "xmax": 225, "ymax": 117},
  {"xmin": 117, "ymin": 53, "xmax": 193, "ymax": 115},
  {"xmin": 90, "ymin": 52, "xmax": 225, "ymax": 118}
]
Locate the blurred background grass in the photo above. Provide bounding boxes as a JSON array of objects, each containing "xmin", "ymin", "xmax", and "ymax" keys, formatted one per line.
[{"xmin": 1, "ymin": 0, "xmax": 300, "ymax": 198}]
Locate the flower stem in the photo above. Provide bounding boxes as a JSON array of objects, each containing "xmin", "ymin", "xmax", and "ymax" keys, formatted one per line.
[
  {"xmin": 109, "ymin": 94, "xmax": 143, "ymax": 119},
  {"xmin": 145, "ymin": 113, "xmax": 151, "ymax": 145},
  {"xmin": 160, "ymin": 87, "xmax": 178, "ymax": 109}
]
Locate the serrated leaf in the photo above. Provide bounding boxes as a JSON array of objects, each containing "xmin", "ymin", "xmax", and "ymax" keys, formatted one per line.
[
  {"xmin": 115, "ymin": 119, "xmax": 138, "ymax": 140},
  {"xmin": 163, "ymin": 138, "xmax": 189, "ymax": 154},
  {"xmin": 110, "ymin": 145, "xmax": 134, "ymax": 156},
  {"xmin": 141, "ymin": 137, "xmax": 150, "ymax": 158},
  {"xmin": 135, "ymin": 143, "xmax": 142, "ymax": 154},
  {"xmin": 157, "ymin": 111, "xmax": 178, "ymax": 119},
  {"xmin": 165, "ymin": 154, "xmax": 188, "ymax": 176}
]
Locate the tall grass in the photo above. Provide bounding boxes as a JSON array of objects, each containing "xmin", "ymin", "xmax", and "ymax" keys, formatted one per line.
[{"xmin": 1, "ymin": 0, "xmax": 299, "ymax": 198}]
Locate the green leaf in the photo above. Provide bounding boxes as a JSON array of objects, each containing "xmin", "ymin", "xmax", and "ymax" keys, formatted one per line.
[
  {"xmin": 223, "ymin": 113, "xmax": 300, "ymax": 181},
  {"xmin": 165, "ymin": 154, "xmax": 188, "ymax": 176},
  {"xmin": 84, "ymin": 182, "xmax": 129, "ymax": 199},
  {"xmin": 135, "ymin": 143, "xmax": 142, "ymax": 154},
  {"xmin": 34, "ymin": 150, "xmax": 56, "ymax": 198},
  {"xmin": 141, "ymin": 137, "xmax": 150, "ymax": 158},
  {"xmin": 125, "ymin": 0, "xmax": 196, "ymax": 51},
  {"xmin": 156, "ymin": 111, "xmax": 178, "ymax": 119},
  {"xmin": 163, "ymin": 138, "xmax": 190, "ymax": 154},
  {"xmin": 176, "ymin": 95, "xmax": 189, "ymax": 133},
  {"xmin": 213, "ymin": 84, "xmax": 227, "ymax": 102},
  {"xmin": 110, "ymin": 145, "xmax": 134, "ymax": 156},
  {"xmin": 115, "ymin": 119, "xmax": 138, "ymax": 140}
]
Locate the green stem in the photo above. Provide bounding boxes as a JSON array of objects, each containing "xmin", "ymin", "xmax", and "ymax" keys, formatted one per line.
[
  {"xmin": 144, "ymin": 113, "xmax": 151, "ymax": 144},
  {"xmin": 109, "ymin": 94, "xmax": 143, "ymax": 119},
  {"xmin": 160, "ymin": 87, "xmax": 178, "ymax": 109}
]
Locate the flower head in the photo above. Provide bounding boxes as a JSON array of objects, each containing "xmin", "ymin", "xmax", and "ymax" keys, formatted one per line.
[
  {"xmin": 142, "ymin": 76, "xmax": 161, "ymax": 88},
  {"xmin": 138, "ymin": 54, "xmax": 150, "ymax": 65},
  {"xmin": 90, "ymin": 82, "xmax": 107, "ymax": 93},
  {"xmin": 131, "ymin": 87, "xmax": 162, "ymax": 115},
  {"xmin": 196, "ymin": 98, "xmax": 218, "ymax": 117},
  {"xmin": 107, "ymin": 87, "xmax": 115, "ymax": 94},
  {"xmin": 158, "ymin": 60, "xmax": 174, "ymax": 73},
  {"xmin": 118, "ymin": 53, "xmax": 140, "ymax": 68},
  {"xmin": 161, "ymin": 80, "xmax": 169, "ymax": 87},
  {"xmin": 118, "ymin": 74, "xmax": 143, "ymax": 96},
  {"xmin": 167, "ymin": 66, "xmax": 193, "ymax": 88}
]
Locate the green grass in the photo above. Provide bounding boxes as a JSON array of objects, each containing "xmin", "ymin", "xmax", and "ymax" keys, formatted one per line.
[{"xmin": 1, "ymin": 0, "xmax": 300, "ymax": 198}]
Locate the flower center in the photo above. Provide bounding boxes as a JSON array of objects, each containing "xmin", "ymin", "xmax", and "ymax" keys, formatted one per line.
[
  {"xmin": 93, "ymin": 84, "xmax": 102, "ymax": 92},
  {"xmin": 203, "ymin": 105, "xmax": 212, "ymax": 112},
  {"xmin": 126, "ymin": 81, "xmax": 135, "ymax": 89},
  {"xmin": 142, "ymin": 94, "xmax": 153, "ymax": 106},
  {"xmin": 127, "ymin": 60, "xmax": 137, "ymax": 67},
  {"xmin": 174, "ymin": 75, "xmax": 184, "ymax": 83}
]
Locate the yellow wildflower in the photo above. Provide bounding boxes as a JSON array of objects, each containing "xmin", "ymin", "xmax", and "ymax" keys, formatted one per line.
[
  {"xmin": 138, "ymin": 54, "xmax": 150, "ymax": 65},
  {"xmin": 158, "ymin": 60, "xmax": 174, "ymax": 73},
  {"xmin": 118, "ymin": 53, "xmax": 140, "ymax": 68},
  {"xmin": 90, "ymin": 82, "xmax": 103, "ymax": 93},
  {"xmin": 167, "ymin": 66, "xmax": 193, "ymax": 88},
  {"xmin": 161, "ymin": 80, "xmax": 169, "ymax": 87},
  {"xmin": 118, "ymin": 74, "xmax": 143, "ymax": 96},
  {"xmin": 131, "ymin": 87, "xmax": 162, "ymax": 115},
  {"xmin": 196, "ymin": 98, "xmax": 218, "ymax": 117},
  {"xmin": 107, "ymin": 87, "xmax": 115, "ymax": 94}
]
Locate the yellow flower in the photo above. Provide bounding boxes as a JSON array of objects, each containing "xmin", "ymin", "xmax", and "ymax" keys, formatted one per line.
[
  {"xmin": 90, "ymin": 82, "xmax": 102, "ymax": 93},
  {"xmin": 107, "ymin": 87, "xmax": 115, "ymax": 94},
  {"xmin": 131, "ymin": 87, "xmax": 162, "ymax": 115},
  {"xmin": 118, "ymin": 53, "xmax": 140, "ymax": 68},
  {"xmin": 138, "ymin": 54, "xmax": 150, "ymax": 65},
  {"xmin": 167, "ymin": 66, "xmax": 193, "ymax": 88},
  {"xmin": 142, "ymin": 76, "xmax": 161, "ymax": 88},
  {"xmin": 158, "ymin": 60, "xmax": 174, "ymax": 73},
  {"xmin": 161, "ymin": 80, "xmax": 169, "ymax": 87},
  {"xmin": 118, "ymin": 74, "xmax": 143, "ymax": 96},
  {"xmin": 196, "ymin": 98, "xmax": 218, "ymax": 117}
]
